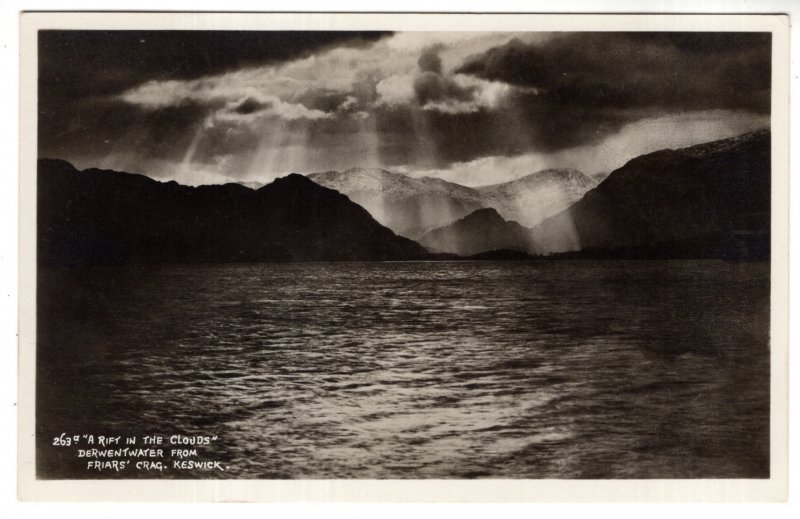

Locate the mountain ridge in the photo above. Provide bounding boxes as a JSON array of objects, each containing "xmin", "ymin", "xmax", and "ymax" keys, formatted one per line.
[
  {"xmin": 37, "ymin": 159, "xmax": 429, "ymax": 266},
  {"xmin": 475, "ymin": 168, "xmax": 598, "ymax": 227},
  {"xmin": 308, "ymin": 167, "xmax": 486, "ymax": 239},
  {"xmin": 416, "ymin": 130, "xmax": 770, "ymax": 260},
  {"xmin": 419, "ymin": 207, "xmax": 535, "ymax": 256},
  {"xmin": 530, "ymin": 129, "xmax": 771, "ymax": 260},
  {"xmin": 309, "ymin": 166, "xmax": 598, "ymax": 237},
  {"xmin": 37, "ymin": 130, "xmax": 771, "ymax": 264}
]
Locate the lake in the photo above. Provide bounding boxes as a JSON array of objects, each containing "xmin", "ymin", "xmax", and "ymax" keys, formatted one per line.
[{"xmin": 36, "ymin": 260, "xmax": 771, "ymax": 479}]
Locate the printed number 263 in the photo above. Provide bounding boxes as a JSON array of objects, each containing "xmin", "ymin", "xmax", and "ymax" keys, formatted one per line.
[{"xmin": 52, "ymin": 433, "xmax": 76, "ymax": 446}]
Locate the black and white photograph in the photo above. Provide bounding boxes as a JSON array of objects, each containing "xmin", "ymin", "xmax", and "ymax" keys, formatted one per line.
[{"xmin": 16, "ymin": 11, "xmax": 789, "ymax": 501}]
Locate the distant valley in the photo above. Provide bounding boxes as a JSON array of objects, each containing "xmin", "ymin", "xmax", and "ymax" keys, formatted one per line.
[
  {"xmin": 308, "ymin": 168, "xmax": 486, "ymax": 239},
  {"xmin": 308, "ymin": 167, "xmax": 598, "ymax": 239},
  {"xmin": 401, "ymin": 130, "xmax": 770, "ymax": 261},
  {"xmin": 419, "ymin": 208, "xmax": 534, "ymax": 256}
]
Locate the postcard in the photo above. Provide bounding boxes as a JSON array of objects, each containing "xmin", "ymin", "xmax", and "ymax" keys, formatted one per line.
[{"xmin": 17, "ymin": 11, "xmax": 789, "ymax": 502}]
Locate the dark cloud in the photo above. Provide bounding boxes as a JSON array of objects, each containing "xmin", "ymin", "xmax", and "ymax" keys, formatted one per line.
[
  {"xmin": 417, "ymin": 46, "xmax": 444, "ymax": 74},
  {"xmin": 38, "ymin": 31, "xmax": 773, "ymax": 179},
  {"xmin": 412, "ymin": 47, "xmax": 475, "ymax": 106},
  {"xmin": 292, "ymin": 90, "xmax": 353, "ymax": 113},
  {"xmin": 350, "ymin": 74, "xmax": 380, "ymax": 105},
  {"xmin": 457, "ymin": 32, "xmax": 771, "ymax": 113},
  {"xmin": 232, "ymin": 98, "xmax": 272, "ymax": 115},
  {"xmin": 435, "ymin": 32, "xmax": 773, "ymax": 156},
  {"xmin": 38, "ymin": 30, "xmax": 391, "ymax": 162},
  {"xmin": 501, "ymin": 88, "xmax": 632, "ymax": 151},
  {"xmin": 624, "ymin": 32, "xmax": 770, "ymax": 54},
  {"xmin": 39, "ymin": 30, "xmax": 392, "ymax": 101},
  {"xmin": 414, "ymin": 72, "xmax": 473, "ymax": 105},
  {"xmin": 38, "ymin": 99, "xmax": 210, "ymax": 167},
  {"xmin": 371, "ymin": 32, "xmax": 772, "ymax": 167}
]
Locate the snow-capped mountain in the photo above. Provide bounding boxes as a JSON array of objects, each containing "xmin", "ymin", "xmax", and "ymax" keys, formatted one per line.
[
  {"xmin": 307, "ymin": 167, "xmax": 598, "ymax": 239},
  {"xmin": 308, "ymin": 168, "xmax": 485, "ymax": 239},
  {"xmin": 476, "ymin": 169, "xmax": 598, "ymax": 227}
]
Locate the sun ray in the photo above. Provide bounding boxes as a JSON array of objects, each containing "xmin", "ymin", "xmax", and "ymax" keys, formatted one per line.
[
  {"xmin": 243, "ymin": 118, "xmax": 291, "ymax": 183},
  {"xmin": 175, "ymin": 121, "xmax": 208, "ymax": 182}
]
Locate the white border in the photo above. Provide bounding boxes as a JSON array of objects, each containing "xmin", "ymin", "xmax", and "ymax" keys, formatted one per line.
[{"xmin": 14, "ymin": 10, "xmax": 790, "ymax": 503}]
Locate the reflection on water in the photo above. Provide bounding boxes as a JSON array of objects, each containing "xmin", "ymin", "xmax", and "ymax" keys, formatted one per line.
[{"xmin": 37, "ymin": 260, "xmax": 770, "ymax": 479}]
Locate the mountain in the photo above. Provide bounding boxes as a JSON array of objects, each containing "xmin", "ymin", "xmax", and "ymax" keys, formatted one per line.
[
  {"xmin": 418, "ymin": 208, "xmax": 535, "ymax": 256},
  {"xmin": 530, "ymin": 130, "xmax": 771, "ymax": 260},
  {"xmin": 237, "ymin": 180, "xmax": 265, "ymax": 190},
  {"xmin": 308, "ymin": 166, "xmax": 598, "ymax": 238},
  {"xmin": 308, "ymin": 168, "xmax": 485, "ymax": 239},
  {"xmin": 420, "ymin": 131, "xmax": 771, "ymax": 260},
  {"xmin": 476, "ymin": 168, "xmax": 598, "ymax": 227},
  {"xmin": 38, "ymin": 160, "xmax": 429, "ymax": 266}
]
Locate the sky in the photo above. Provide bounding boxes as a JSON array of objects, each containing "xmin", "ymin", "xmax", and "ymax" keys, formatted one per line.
[{"xmin": 38, "ymin": 30, "xmax": 771, "ymax": 186}]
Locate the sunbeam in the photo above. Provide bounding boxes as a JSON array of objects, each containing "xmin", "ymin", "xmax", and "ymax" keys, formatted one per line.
[{"xmin": 175, "ymin": 120, "xmax": 208, "ymax": 182}]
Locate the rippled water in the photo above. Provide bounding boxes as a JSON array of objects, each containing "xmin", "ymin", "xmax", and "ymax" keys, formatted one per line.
[{"xmin": 37, "ymin": 260, "xmax": 770, "ymax": 479}]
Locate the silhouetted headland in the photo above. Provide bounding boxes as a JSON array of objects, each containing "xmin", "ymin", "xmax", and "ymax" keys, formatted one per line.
[{"xmin": 38, "ymin": 160, "xmax": 429, "ymax": 266}]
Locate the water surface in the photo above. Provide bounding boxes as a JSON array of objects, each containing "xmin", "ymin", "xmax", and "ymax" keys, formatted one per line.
[{"xmin": 37, "ymin": 260, "xmax": 770, "ymax": 478}]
